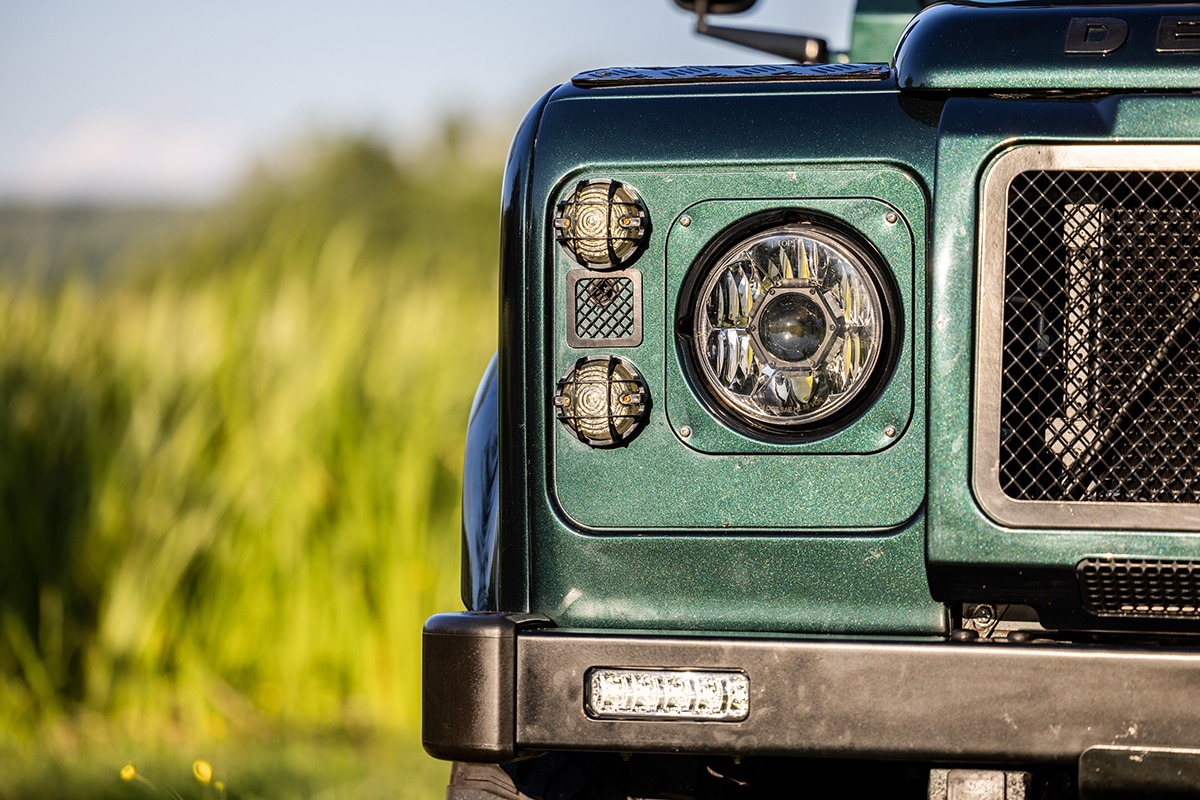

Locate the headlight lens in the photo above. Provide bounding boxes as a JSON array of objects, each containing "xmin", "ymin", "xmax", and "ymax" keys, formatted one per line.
[{"xmin": 687, "ymin": 223, "xmax": 891, "ymax": 433}]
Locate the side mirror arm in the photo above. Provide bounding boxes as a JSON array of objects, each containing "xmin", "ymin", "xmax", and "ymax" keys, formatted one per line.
[{"xmin": 685, "ymin": 0, "xmax": 830, "ymax": 64}]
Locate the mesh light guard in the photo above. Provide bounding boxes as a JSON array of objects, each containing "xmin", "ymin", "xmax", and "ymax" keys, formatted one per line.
[
  {"xmin": 555, "ymin": 355, "xmax": 649, "ymax": 447},
  {"xmin": 566, "ymin": 268, "xmax": 643, "ymax": 348},
  {"xmin": 554, "ymin": 179, "xmax": 648, "ymax": 269}
]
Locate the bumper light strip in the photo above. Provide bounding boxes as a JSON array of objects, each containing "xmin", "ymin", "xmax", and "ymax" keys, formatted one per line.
[{"xmin": 585, "ymin": 668, "xmax": 749, "ymax": 721}]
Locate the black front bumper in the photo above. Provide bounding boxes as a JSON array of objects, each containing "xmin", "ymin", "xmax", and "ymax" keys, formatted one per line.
[{"xmin": 423, "ymin": 612, "xmax": 1200, "ymax": 766}]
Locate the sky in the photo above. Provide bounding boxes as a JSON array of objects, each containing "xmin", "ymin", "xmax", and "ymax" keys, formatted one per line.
[{"xmin": 0, "ymin": 1, "xmax": 853, "ymax": 205}]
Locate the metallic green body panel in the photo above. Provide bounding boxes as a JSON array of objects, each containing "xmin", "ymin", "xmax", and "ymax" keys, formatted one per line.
[
  {"xmin": 663, "ymin": 191, "xmax": 916, "ymax": 459},
  {"xmin": 504, "ymin": 80, "xmax": 946, "ymax": 633},
  {"xmin": 851, "ymin": 0, "xmax": 920, "ymax": 62},
  {"xmin": 896, "ymin": 2, "xmax": 1200, "ymax": 92},
  {"xmin": 850, "ymin": 13, "xmax": 912, "ymax": 63},
  {"xmin": 927, "ymin": 93, "xmax": 1200, "ymax": 597},
  {"xmin": 527, "ymin": 513, "xmax": 945, "ymax": 634},
  {"xmin": 496, "ymin": 89, "xmax": 555, "ymax": 613},
  {"xmin": 554, "ymin": 174, "xmax": 923, "ymax": 530}
]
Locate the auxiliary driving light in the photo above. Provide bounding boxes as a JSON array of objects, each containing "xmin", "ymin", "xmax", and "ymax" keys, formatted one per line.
[
  {"xmin": 554, "ymin": 355, "xmax": 649, "ymax": 447},
  {"xmin": 585, "ymin": 668, "xmax": 749, "ymax": 721},
  {"xmin": 554, "ymin": 179, "xmax": 648, "ymax": 268},
  {"xmin": 685, "ymin": 223, "xmax": 893, "ymax": 434}
]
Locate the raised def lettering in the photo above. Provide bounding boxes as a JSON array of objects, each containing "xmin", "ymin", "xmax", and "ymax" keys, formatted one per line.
[
  {"xmin": 1157, "ymin": 16, "xmax": 1200, "ymax": 52},
  {"xmin": 1065, "ymin": 16, "xmax": 1129, "ymax": 54}
]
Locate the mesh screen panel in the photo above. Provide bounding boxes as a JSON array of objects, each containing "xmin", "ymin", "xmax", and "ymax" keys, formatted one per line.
[
  {"xmin": 566, "ymin": 269, "xmax": 641, "ymax": 348},
  {"xmin": 1000, "ymin": 170, "xmax": 1200, "ymax": 503},
  {"xmin": 1078, "ymin": 557, "xmax": 1200, "ymax": 618},
  {"xmin": 575, "ymin": 276, "xmax": 636, "ymax": 341}
]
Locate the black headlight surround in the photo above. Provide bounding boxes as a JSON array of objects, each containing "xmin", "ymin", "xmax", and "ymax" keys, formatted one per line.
[{"xmin": 676, "ymin": 209, "xmax": 902, "ymax": 443}]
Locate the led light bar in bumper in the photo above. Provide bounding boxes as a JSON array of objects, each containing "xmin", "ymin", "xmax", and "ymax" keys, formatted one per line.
[
  {"xmin": 424, "ymin": 613, "xmax": 1200, "ymax": 763},
  {"xmin": 585, "ymin": 668, "xmax": 749, "ymax": 721}
]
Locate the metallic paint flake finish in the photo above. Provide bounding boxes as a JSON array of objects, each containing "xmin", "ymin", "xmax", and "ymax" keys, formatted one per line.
[
  {"xmin": 521, "ymin": 81, "xmax": 942, "ymax": 633},
  {"xmin": 896, "ymin": 3, "xmax": 1200, "ymax": 92}
]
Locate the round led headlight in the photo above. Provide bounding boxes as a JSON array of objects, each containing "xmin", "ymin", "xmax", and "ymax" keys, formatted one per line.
[
  {"xmin": 555, "ymin": 355, "xmax": 649, "ymax": 447},
  {"xmin": 684, "ymin": 223, "xmax": 895, "ymax": 435},
  {"xmin": 554, "ymin": 179, "xmax": 648, "ymax": 268}
]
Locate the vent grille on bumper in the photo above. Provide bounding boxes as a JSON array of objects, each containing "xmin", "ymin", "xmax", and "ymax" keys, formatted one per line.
[
  {"xmin": 1078, "ymin": 557, "xmax": 1200, "ymax": 618},
  {"xmin": 998, "ymin": 169, "xmax": 1200, "ymax": 504}
]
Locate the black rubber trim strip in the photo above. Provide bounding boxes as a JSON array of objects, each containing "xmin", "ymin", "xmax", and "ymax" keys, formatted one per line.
[{"xmin": 571, "ymin": 64, "xmax": 890, "ymax": 88}]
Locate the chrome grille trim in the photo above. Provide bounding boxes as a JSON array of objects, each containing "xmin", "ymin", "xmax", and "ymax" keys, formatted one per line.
[{"xmin": 974, "ymin": 145, "xmax": 1200, "ymax": 531}]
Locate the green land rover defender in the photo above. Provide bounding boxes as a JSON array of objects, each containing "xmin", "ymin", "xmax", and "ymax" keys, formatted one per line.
[{"xmin": 424, "ymin": 1, "xmax": 1200, "ymax": 796}]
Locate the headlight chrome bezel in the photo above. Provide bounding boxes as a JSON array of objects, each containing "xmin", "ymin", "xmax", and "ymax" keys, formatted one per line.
[{"xmin": 678, "ymin": 213, "xmax": 901, "ymax": 442}]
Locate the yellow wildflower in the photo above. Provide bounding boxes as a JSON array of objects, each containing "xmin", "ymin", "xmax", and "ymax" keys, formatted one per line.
[
  {"xmin": 120, "ymin": 763, "xmax": 137, "ymax": 781},
  {"xmin": 192, "ymin": 759, "xmax": 213, "ymax": 786}
]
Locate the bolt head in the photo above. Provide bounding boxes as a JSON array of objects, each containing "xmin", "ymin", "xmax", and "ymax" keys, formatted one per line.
[{"xmin": 972, "ymin": 604, "xmax": 997, "ymax": 625}]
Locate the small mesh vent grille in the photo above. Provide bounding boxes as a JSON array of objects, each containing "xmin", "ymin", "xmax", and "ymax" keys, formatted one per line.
[
  {"xmin": 1078, "ymin": 557, "xmax": 1200, "ymax": 618},
  {"xmin": 1000, "ymin": 170, "xmax": 1200, "ymax": 503},
  {"xmin": 566, "ymin": 269, "xmax": 641, "ymax": 348},
  {"xmin": 576, "ymin": 276, "xmax": 635, "ymax": 340}
]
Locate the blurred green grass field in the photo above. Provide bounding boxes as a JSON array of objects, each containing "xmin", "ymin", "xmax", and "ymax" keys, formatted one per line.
[{"xmin": 0, "ymin": 131, "xmax": 499, "ymax": 798}]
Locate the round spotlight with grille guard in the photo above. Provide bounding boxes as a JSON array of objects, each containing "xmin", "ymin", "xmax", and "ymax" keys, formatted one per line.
[
  {"xmin": 682, "ymin": 222, "xmax": 896, "ymax": 436},
  {"xmin": 554, "ymin": 355, "xmax": 649, "ymax": 447},
  {"xmin": 554, "ymin": 179, "xmax": 648, "ymax": 268}
]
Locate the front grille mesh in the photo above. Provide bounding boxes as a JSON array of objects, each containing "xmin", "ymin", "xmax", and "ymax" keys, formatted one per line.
[
  {"xmin": 999, "ymin": 170, "xmax": 1200, "ymax": 503},
  {"xmin": 1078, "ymin": 557, "xmax": 1200, "ymax": 618}
]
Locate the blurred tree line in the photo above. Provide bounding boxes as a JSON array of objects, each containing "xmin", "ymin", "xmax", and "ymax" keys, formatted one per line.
[{"xmin": 0, "ymin": 129, "xmax": 499, "ymax": 749}]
